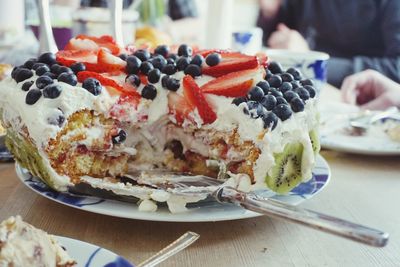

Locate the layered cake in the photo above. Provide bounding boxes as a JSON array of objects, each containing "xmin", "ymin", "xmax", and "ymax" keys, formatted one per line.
[
  {"xmin": 0, "ymin": 35, "xmax": 320, "ymax": 212},
  {"xmin": 0, "ymin": 216, "xmax": 75, "ymax": 267}
]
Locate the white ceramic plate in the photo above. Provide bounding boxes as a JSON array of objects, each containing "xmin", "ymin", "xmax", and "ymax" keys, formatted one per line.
[
  {"xmin": 319, "ymin": 103, "xmax": 400, "ymax": 155},
  {"xmin": 16, "ymin": 155, "xmax": 330, "ymax": 222},
  {"xmin": 56, "ymin": 236, "xmax": 133, "ymax": 267}
]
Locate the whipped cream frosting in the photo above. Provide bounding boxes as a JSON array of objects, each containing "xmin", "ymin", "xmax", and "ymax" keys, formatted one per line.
[{"xmin": 0, "ymin": 65, "xmax": 319, "ymax": 212}]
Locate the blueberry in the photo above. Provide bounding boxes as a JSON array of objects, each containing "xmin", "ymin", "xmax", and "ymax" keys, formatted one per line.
[
  {"xmin": 21, "ymin": 81, "xmax": 34, "ymax": 91},
  {"xmin": 267, "ymin": 87, "xmax": 283, "ymax": 97},
  {"xmin": 25, "ymin": 89, "xmax": 42, "ymax": 105},
  {"xmin": 232, "ymin": 97, "xmax": 247, "ymax": 106},
  {"xmin": 58, "ymin": 66, "xmax": 73, "ymax": 75},
  {"xmin": 184, "ymin": 64, "xmax": 202, "ymax": 77},
  {"xmin": 47, "ymin": 110, "xmax": 65, "ymax": 127},
  {"xmin": 11, "ymin": 67, "xmax": 19, "ymax": 79},
  {"xmin": 284, "ymin": 91, "xmax": 300, "ymax": 102},
  {"xmin": 58, "ymin": 73, "xmax": 78, "ymax": 86},
  {"xmin": 118, "ymin": 54, "xmax": 128, "ymax": 61},
  {"xmin": 256, "ymin": 80, "xmax": 270, "ymax": 94},
  {"xmin": 35, "ymin": 65, "xmax": 51, "ymax": 76},
  {"xmin": 42, "ymin": 72, "xmax": 57, "ymax": 79},
  {"xmin": 154, "ymin": 45, "xmax": 170, "ymax": 57},
  {"xmin": 267, "ymin": 75, "xmax": 282, "ymax": 88},
  {"xmin": 161, "ymin": 64, "xmax": 176, "ymax": 75},
  {"xmin": 82, "ymin": 78, "xmax": 102, "ymax": 95},
  {"xmin": 262, "ymin": 112, "xmax": 278, "ymax": 130},
  {"xmin": 290, "ymin": 97, "xmax": 305, "ymax": 112},
  {"xmin": 125, "ymin": 74, "xmax": 141, "ymax": 87},
  {"xmin": 134, "ymin": 49, "xmax": 151, "ymax": 62},
  {"xmin": 268, "ymin": 61, "xmax": 283, "ymax": 74},
  {"xmin": 190, "ymin": 54, "xmax": 204, "ymax": 66},
  {"xmin": 248, "ymin": 86, "xmax": 264, "ymax": 101},
  {"xmin": 32, "ymin": 63, "xmax": 47, "ymax": 71},
  {"xmin": 161, "ymin": 75, "xmax": 169, "ymax": 88},
  {"xmin": 291, "ymin": 80, "xmax": 300, "ymax": 89},
  {"xmin": 140, "ymin": 61, "xmax": 154, "ymax": 75},
  {"xmin": 273, "ymin": 104, "xmax": 292, "ymax": 121},
  {"xmin": 149, "ymin": 55, "xmax": 167, "ymax": 70},
  {"xmin": 70, "ymin": 62, "xmax": 86, "ymax": 74},
  {"xmin": 36, "ymin": 76, "xmax": 54, "ymax": 89},
  {"xmin": 112, "ymin": 129, "xmax": 127, "ymax": 144},
  {"xmin": 280, "ymin": 73, "xmax": 294, "ymax": 82},
  {"xmin": 147, "ymin": 68, "xmax": 161, "ymax": 83},
  {"xmin": 126, "ymin": 56, "xmax": 142, "ymax": 74},
  {"xmin": 24, "ymin": 58, "xmax": 38, "ymax": 69},
  {"xmin": 276, "ymin": 96, "xmax": 288, "ymax": 105},
  {"xmin": 50, "ymin": 64, "xmax": 61, "ymax": 74},
  {"xmin": 177, "ymin": 44, "xmax": 192, "ymax": 57},
  {"xmin": 38, "ymin": 52, "xmax": 56, "ymax": 65},
  {"xmin": 168, "ymin": 53, "xmax": 178, "ymax": 62},
  {"xmin": 205, "ymin": 53, "xmax": 221, "ymax": 66},
  {"xmin": 294, "ymin": 87, "xmax": 310, "ymax": 101},
  {"xmin": 15, "ymin": 68, "xmax": 33, "ymax": 83},
  {"xmin": 260, "ymin": 95, "xmax": 277, "ymax": 111},
  {"xmin": 165, "ymin": 77, "xmax": 180, "ymax": 91},
  {"xmin": 176, "ymin": 57, "xmax": 191, "ymax": 71},
  {"xmin": 141, "ymin": 84, "xmax": 157, "ymax": 100},
  {"xmin": 265, "ymin": 69, "xmax": 273, "ymax": 80},
  {"xmin": 247, "ymin": 101, "xmax": 265, "ymax": 118},
  {"xmin": 279, "ymin": 82, "xmax": 293, "ymax": 94},
  {"xmin": 304, "ymin": 85, "xmax": 316, "ymax": 98},
  {"xmin": 43, "ymin": 84, "xmax": 62, "ymax": 99},
  {"xmin": 300, "ymin": 79, "xmax": 314, "ymax": 87},
  {"xmin": 167, "ymin": 58, "xmax": 176, "ymax": 65},
  {"xmin": 286, "ymin": 67, "xmax": 302, "ymax": 80}
]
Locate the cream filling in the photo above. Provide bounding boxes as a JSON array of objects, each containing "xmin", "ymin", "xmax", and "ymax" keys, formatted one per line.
[{"xmin": 0, "ymin": 216, "xmax": 75, "ymax": 267}]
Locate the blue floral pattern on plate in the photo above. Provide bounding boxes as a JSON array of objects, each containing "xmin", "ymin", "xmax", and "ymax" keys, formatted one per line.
[
  {"xmin": 15, "ymin": 155, "xmax": 330, "ymax": 222},
  {"xmin": 56, "ymin": 236, "xmax": 134, "ymax": 267}
]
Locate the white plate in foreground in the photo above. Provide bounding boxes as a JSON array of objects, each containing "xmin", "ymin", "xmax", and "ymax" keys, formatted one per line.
[
  {"xmin": 16, "ymin": 155, "xmax": 330, "ymax": 222},
  {"xmin": 56, "ymin": 236, "xmax": 133, "ymax": 267}
]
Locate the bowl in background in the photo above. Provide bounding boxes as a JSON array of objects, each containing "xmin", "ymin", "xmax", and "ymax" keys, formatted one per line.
[{"xmin": 265, "ymin": 49, "xmax": 330, "ymax": 92}]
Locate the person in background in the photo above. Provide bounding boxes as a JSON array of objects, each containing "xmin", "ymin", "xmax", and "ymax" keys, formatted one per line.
[
  {"xmin": 257, "ymin": 0, "xmax": 400, "ymax": 88},
  {"xmin": 341, "ymin": 69, "xmax": 400, "ymax": 110}
]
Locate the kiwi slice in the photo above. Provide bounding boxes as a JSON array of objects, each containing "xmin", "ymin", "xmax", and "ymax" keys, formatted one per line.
[
  {"xmin": 309, "ymin": 129, "xmax": 321, "ymax": 154},
  {"xmin": 265, "ymin": 142, "xmax": 304, "ymax": 194}
]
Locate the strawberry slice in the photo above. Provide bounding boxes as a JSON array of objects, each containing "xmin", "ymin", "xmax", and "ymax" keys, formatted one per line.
[
  {"xmin": 75, "ymin": 35, "xmax": 121, "ymax": 55},
  {"xmin": 201, "ymin": 66, "xmax": 266, "ymax": 97},
  {"xmin": 97, "ymin": 49, "xmax": 126, "ymax": 72},
  {"xmin": 64, "ymin": 37, "xmax": 99, "ymax": 51},
  {"xmin": 77, "ymin": 71, "xmax": 140, "ymax": 98},
  {"xmin": 256, "ymin": 52, "xmax": 268, "ymax": 67},
  {"xmin": 202, "ymin": 52, "xmax": 259, "ymax": 77},
  {"xmin": 182, "ymin": 75, "xmax": 217, "ymax": 124},
  {"xmin": 56, "ymin": 50, "xmax": 97, "ymax": 67},
  {"xmin": 168, "ymin": 92, "xmax": 194, "ymax": 125}
]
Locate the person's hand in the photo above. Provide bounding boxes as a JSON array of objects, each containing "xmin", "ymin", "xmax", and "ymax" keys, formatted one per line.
[
  {"xmin": 267, "ymin": 23, "xmax": 309, "ymax": 52},
  {"xmin": 341, "ymin": 69, "xmax": 400, "ymax": 110}
]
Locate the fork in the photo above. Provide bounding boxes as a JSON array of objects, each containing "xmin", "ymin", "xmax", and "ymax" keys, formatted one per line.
[{"xmin": 124, "ymin": 171, "xmax": 389, "ymax": 247}]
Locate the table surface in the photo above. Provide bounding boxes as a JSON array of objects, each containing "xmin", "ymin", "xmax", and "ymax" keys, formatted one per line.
[{"xmin": 1, "ymin": 85, "xmax": 399, "ymax": 267}]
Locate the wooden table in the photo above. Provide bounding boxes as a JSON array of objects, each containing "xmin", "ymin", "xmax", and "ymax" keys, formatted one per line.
[{"xmin": 1, "ymin": 86, "xmax": 400, "ymax": 266}]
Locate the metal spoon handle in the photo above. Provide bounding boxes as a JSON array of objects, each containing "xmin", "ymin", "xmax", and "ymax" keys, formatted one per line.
[
  {"xmin": 138, "ymin": 231, "xmax": 200, "ymax": 267},
  {"xmin": 215, "ymin": 187, "xmax": 389, "ymax": 247},
  {"xmin": 109, "ymin": 0, "xmax": 124, "ymax": 47},
  {"xmin": 37, "ymin": 0, "xmax": 58, "ymax": 54}
]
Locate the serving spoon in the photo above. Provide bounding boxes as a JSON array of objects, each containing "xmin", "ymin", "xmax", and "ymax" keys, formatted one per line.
[
  {"xmin": 123, "ymin": 170, "xmax": 389, "ymax": 247},
  {"xmin": 37, "ymin": 0, "xmax": 58, "ymax": 54}
]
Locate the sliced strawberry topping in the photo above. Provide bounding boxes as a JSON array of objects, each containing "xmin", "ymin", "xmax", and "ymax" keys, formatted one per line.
[
  {"xmin": 75, "ymin": 35, "xmax": 121, "ymax": 55},
  {"xmin": 182, "ymin": 75, "xmax": 217, "ymax": 124},
  {"xmin": 168, "ymin": 92, "xmax": 194, "ymax": 125},
  {"xmin": 77, "ymin": 71, "xmax": 141, "ymax": 98},
  {"xmin": 255, "ymin": 52, "xmax": 269, "ymax": 67},
  {"xmin": 97, "ymin": 49, "xmax": 126, "ymax": 72},
  {"xmin": 201, "ymin": 66, "xmax": 266, "ymax": 97},
  {"xmin": 56, "ymin": 50, "xmax": 97, "ymax": 67},
  {"xmin": 202, "ymin": 52, "xmax": 259, "ymax": 77}
]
